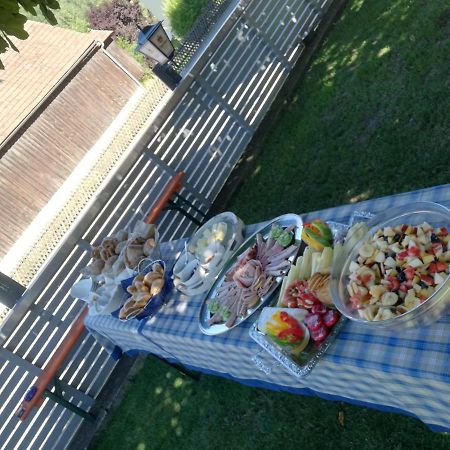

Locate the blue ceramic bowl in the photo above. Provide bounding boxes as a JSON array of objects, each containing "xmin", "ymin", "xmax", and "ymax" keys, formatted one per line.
[{"xmin": 113, "ymin": 260, "xmax": 173, "ymax": 321}]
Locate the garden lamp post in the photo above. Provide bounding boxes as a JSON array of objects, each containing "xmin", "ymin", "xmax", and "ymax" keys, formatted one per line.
[{"xmin": 137, "ymin": 21, "xmax": 182, "ymax": 90}]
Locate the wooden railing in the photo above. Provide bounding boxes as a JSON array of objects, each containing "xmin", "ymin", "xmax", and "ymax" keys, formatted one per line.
[
  {"xmin": 0, "ymin": 1, "xmax": 339, "ymax": 447},
  {"xmin": 16, "ymin": 172, "xmax": 188, "ymax": 422}
]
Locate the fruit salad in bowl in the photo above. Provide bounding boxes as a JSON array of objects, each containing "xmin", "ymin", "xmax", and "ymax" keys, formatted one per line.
[{"xmin": 330, "ymin": 202, "xmax": 450, "ymax": 328}]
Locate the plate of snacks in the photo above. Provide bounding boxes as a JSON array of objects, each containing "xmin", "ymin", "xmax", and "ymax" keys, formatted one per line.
[
  {"xmin": 81, "ymin": 221, "xmax": 160, "ymax": 284},
  {"xmin": 330, "ymin": 202, "xmax": 450, "ymax": 328},
  {"xmin": 117, "ymin": 260, "xmax": 173, "ymax": 321},
  {"xmin": 249, "ymin": 219, "xmax": 348, "ymax": 378},
  {"xmin": 173, "ymin": 212, "xmax": 245, "ymax": 296},
  {"xmin": 199, "ymin": 214, "xmax": 302, "ymax": 335}
]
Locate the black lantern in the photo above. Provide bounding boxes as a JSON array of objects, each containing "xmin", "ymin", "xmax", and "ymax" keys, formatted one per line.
[{"xmin": 136, "ymin": 21, "xmax": 174, "ymax": 65}]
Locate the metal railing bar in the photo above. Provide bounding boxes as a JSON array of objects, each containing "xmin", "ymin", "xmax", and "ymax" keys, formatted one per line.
[
  {"xmin": 238, "ymin": 60, "xmax": 284, "ymax": 121},
  {"xmin": 205, "ymin": 132, "xmax": 252, "ymax": 195},
  {"xmin": 206, "ymin": 19, "xmax": 260, "ymax": 97},
  {"xmin": 191, "ymin": 121, "xmax": 241, "ymax": 195},
  {"xmin": 241, "ymin": 59, "xmax": 286, "ymax": 119},
  {"xmin": 179, "ymin": 0, "xmax": 242, "ymax": 77},
  {"xmin": 248, "ymin": 63, "xmax": 288, "ymax": 126},
  {"xmin": 216, "ymin": 31, "xmax": 267, "ymax": 103},
  {"xmin": 231, "ymin": 42, "xmax": 280, "ymax": 114},
  {"xmin": 162, "ymin": 105, "xmax": 214, "ymax": 168},
  {"xmin": 179, "ymin": 110, "xmax": 237, "ymax": 187},
  {"xmin": 169, "ymin": 106, "xmax": 226, "ymax": 173},
  {"xmin": 251, "ymin": 0, "xmax": 287, "ymax": 37},
  {"xmin": 274, "ymin": 1, "xmax": 311, "ymax": 53}
]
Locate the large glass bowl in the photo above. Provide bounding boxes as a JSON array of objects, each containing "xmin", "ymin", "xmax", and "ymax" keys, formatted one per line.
[{"xmin": 330, "ymin": 202, "xmax": 450, "ymax": 329}]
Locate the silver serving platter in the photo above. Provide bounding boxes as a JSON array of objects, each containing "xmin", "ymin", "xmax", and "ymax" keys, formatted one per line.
[
  {"xmin": 249, "ymin": 221, "xmax": 349, "ymax": 378},
  {"xmin": 199, "ymin": 213, "xmax": 303, "ymax": 335},
  {"xmin": 250, "ymin": 314, "xmax": 347, "ymax": 378},
  {"xmin": 173, "ymin": 212, "xmax": 245, "ymax": 296}
]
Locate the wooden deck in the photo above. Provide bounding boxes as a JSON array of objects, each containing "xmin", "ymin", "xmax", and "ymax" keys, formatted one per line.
[{"xmin": 0, "ymin": 1, "xmax": 336, "ymax": 448}]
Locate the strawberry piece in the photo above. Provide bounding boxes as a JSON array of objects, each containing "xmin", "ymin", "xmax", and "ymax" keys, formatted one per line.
[
  {"xmin": 404, "ymin": 266, "xmax": 415, "ymax": 280},
  {"xmin": 387, "ymin": 275, "xmax": 400, "ymax": 291},
  {"xmin": 397, "ymin": 250, "xmax": 409, "ymax": 260},
  {"xmin": 438, "ymin": 227, "xmax": 449, "ymax": 236},
  {"xmin": 401, "ymin": 224, "xmax": 408, "ymax": 232},
  {"xmin": 323, "ymin": 309, "xmax": 339, "ymax": 327},
  {"xmin": 420, "ymin": 275, "xmax": 434, "ymax": 286},
  {"xmin": 349, "ymin": 296, "xmax": 362, "ymax": 309},
  {"xmin": 399, "ymin": 283, "xmax": 409, "ymax": 293},
  {"xmin": 408, "ymin": 246, "xmax": 421, "ymax": 257},
  {"xmin": 310, "ymin": 324, "xmax": 329, "ymax": 343},
  {"xmin": 297, "ymin": 291, "xmax": 320, "ymax": 309},
  {"xmin": 436, "ymin": 261, "xmax": 448, "ymax": 272},
  {"xmin": 428, "ymin": 262, "xmax": 438, "ymax": 273},
  {"xmin": 311, "ymin": 303, "xmax": 328, "ymax": 315},
  {"xmin": 305, "ymin": 313, "xmax": 323, "ymax": 332},
  {"xmin": 360, "ymin": 273, "xmax": 373, "ymax": 284}
]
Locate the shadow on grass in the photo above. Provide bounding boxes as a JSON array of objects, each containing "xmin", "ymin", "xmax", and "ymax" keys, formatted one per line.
[
  {"xmin": 229, "ymin": 0, "xmax": 450, "ymax": 223},
  {"xmin": 91, "ymin": 356, "xmax": 450, "ymax": 450}
]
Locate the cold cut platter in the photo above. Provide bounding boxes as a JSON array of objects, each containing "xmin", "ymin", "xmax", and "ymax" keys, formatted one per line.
[
  {"xmin": 199, "ymin": 214, "xmax": 303, "ymax": 335},
  {"xmin": 249, "ymin": 220, "xmax": 349, "ymax": 378}
]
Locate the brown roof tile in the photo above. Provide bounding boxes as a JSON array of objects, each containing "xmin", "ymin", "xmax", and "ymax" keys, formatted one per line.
[{"xmin": 0, "ymin": 21, "xmax": 112, "ymax": 145}]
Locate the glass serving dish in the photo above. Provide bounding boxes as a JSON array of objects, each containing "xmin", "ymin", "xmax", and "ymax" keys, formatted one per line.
[{"xmin": 330, "ymin": 202, "xmax": 450, "ymax": 329}]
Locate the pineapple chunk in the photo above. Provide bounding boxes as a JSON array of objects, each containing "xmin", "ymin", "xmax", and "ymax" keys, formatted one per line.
[
  {"xmin": 422, "ymin": 254, "xmax": 435, "ymax": 265},
  {"xmin": 434, "ymin": 272, "xmax": 446, "ymax": 285},
  {"xmin": 384, "ymin": 257, "xmax": 397, "ymax": 268},
  {"xmin": 408, "ymin": 257, "xmax": 423, "ymax": 268},
  {"xmin": 369, "ymin": 284, "xmax": 386, "ymax": 299}
]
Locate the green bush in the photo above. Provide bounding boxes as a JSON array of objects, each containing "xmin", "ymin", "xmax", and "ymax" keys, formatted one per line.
[{"xmin": 164, "ymin": 0, "xmax": 210, "ymax": 38}]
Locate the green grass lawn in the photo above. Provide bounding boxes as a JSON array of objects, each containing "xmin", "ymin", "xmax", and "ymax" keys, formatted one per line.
[
  {"xmin": 230, "ymin": 0, "xmax": 450, "ymax": 224},
  {"xmin": 91, "ymin": 1, "xmax": 450, "ymax": 449}
]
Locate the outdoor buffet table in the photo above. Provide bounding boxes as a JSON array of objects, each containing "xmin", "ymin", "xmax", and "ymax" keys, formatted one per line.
[{"xmin": 85, "ymin": 184, "xmax": 450, "ymax": 432}]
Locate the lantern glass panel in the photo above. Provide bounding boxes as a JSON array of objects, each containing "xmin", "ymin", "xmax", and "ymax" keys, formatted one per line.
[{"xmin": 150, "ymin": 26, "xmax": 174, "ymax": 59}]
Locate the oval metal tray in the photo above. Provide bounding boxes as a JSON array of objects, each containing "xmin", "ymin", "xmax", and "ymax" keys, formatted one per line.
[
  {"xmin": 199, "ymin": 213, "xmax": 303, "ymax": 335},
  {"xmin": 173, "ymin": 212, "xmax": 245, "ymax": 296}
]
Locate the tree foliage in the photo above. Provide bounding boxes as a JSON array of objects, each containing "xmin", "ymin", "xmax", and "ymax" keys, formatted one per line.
[
  {"xmin": 0, "ymin": 0, "xmax": 60, "ymax": 69},
  {"xmin": 87, "ymin": 0, "xmax": 148, "ymax": 43}
]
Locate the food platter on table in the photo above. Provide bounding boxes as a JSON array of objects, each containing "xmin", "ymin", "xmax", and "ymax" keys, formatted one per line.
[
  {"xmin": 116, "ymin": 259, "xmax": 173, "ymax": 321},
  {"xmin": 172, "ymin": 212, "xmax": 245, "ymax": 296},
  {"xmin": 71, "ymin": 220, "xmax": 169, "ymax": 319},
  {"xmin": 199, "ymin": 213, "xmax": 303, "ymax": 335},
  {"xmin": 249, "ymin": 219, "xmax": 349, "ymax": 378}
]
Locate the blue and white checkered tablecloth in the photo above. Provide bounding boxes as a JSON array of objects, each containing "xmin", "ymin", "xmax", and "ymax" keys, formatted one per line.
[{"xmin": 85, "ymin": 184, "xmax": 450, "ymax": 432}]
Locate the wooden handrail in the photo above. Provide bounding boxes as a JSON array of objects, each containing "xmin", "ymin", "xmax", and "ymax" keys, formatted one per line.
[
  {"xmin": 17, "ymin": 308, "xmax": 88, "ymax": 420},
  {"xmin": 17, "ymin": 171, "xmax": 185, "ymax": 421},
  {"xmin": 144, "ymin": 171, "xmax": 184, "ymax": 224}
]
